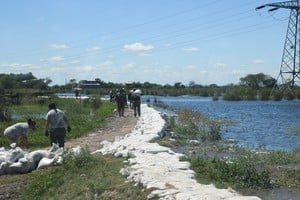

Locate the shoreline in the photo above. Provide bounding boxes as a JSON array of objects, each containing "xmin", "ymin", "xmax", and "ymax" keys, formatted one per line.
[{"xmin": 96, "ymin": 104, "xmax": 260, "ymax": 200}]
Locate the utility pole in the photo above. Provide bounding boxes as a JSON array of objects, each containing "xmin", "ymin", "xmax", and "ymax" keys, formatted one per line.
[{"xmin": 256, "ymin": 0, "xmax": 300, "ymax": 92}]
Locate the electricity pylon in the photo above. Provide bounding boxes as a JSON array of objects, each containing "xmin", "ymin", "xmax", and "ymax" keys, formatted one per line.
[{"xmin": 256, "ymin": 0, "xmax": 300, "ymax": 92}]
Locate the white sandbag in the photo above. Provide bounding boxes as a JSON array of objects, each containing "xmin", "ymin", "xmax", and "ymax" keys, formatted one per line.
[
  {"xmin": 49, "ymin": 143, "xmax": 59, "ymax": 153},
  {"xmin": 37, "ymin": 156, "xmax": 58, "ymax": 169},
  {"xmin": 54, "ymin": 156, "xmax": 63, "ymax": 166},
  {"xmin": 6, "ymin": 157, "xmax": 32, "ymax": 174},
  {"xmin": 6, "ymin": 147, "xmax": 26, "ymax": 162},
  {"xmin": 0, "ymin": 162, "xmax": 8, "ymax": 175},
  {"xmin": 26, "ymin": 150, "xmax": 48, "ymax": 163},
  {"xmin": 0, "ymin": 152, "xmax": 7, "ymax": 163},
  {"xmin": 25, "ymin": 150, "xmax": 49, "ymax": 169},
  {"xmin": 71, "ymin": 146, "xmax": 82, "ymax": 156},
  {"xmin": 0, "ymin": 161, "xmax": 13, "ymax": 175},
  {"xmin": 10, "ymin": 143, "xmax": 17, "ymax": 149}
]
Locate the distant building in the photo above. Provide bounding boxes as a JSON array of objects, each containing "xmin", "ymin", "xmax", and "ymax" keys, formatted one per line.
[{"xmin": 78, "ymin": 80, "xmax": 101, "ymax": 89}]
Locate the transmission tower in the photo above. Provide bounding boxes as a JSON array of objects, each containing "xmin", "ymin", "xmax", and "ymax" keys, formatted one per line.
[{"xmin": 256, "ymin": 0, "xmax": 300, "ymax": 92}]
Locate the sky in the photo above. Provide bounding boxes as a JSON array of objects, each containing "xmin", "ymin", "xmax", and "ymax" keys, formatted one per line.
[{"xmin": 0, "ymin": 0, "xmax": 292, "ymax": 86}]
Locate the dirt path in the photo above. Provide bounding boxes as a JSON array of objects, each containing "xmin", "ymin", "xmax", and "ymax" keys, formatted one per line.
[
  {"xmin": 65, "ymin": 107, "xmax": 138, "ymax": 152},
  {"xmin": 0, "ymin": 107, "xmax": 138, "ymax": 200}
]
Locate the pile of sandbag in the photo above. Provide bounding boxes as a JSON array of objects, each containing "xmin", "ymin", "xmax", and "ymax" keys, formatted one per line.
[{"xmin": 0, "ymin": 143, "xmax": 81, "ymax": 175}]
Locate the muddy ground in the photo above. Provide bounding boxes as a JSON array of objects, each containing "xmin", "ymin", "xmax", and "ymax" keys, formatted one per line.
[{"xmin": 0, "ymin": 108, "xmax": 138, "ymax": 200}]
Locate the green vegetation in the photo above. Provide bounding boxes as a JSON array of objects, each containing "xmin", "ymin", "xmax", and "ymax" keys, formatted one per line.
[
  {"xmin": 0, "ymin": 98, "xmax": 157, "ymax": 199},
  {"xmin": 1, "ymin": 72, "xmax": 300, "ymax": 102},
  {"xmin": 20, "ymin": 151, "xmax": 153, "ymax": 200},
  {"xmin": 154, "ymin": 106, "xmax": 300, "ymax": 191},
  {"xmin": 0, "ymin": 97, "xmax": 114, "ymax": 148}
]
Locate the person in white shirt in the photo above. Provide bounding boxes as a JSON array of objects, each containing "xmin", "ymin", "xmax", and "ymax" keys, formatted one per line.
[
  {"xmin": 3, "ymin": 118, "xmax": 36, "ymax": 147},
  {"xmin": 45, "ymin": 103, "xmax": 71, "ymax": 148}
]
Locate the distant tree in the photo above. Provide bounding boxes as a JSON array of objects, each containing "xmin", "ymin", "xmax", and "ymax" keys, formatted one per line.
[
  {"xmin": 239, "ymin": 73, "xmax": 276, "ymax": 89},
  {"xmin": 69, "ymin": 79, "xmax": 77, "ymax": 84},
  {"xmin": 174, "ymin": 82, "xmax": 185, "ymax": 89},
  {"xmin": 189, "ymin": 81, "xmax": 195, "ymax": 88}
]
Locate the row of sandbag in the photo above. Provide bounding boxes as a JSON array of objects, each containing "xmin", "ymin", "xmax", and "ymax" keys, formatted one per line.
[{"xmin": 0, "ymin": 143, "xmax": 81, "ymax": 175}]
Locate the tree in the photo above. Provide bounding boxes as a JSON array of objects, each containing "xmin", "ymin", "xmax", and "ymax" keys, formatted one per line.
[
  {"xmin": 239, "ymin": 73, "xmax": 276, "ymax": 89},
  {"xmin": 174, "ymin": 82, "xmax": 185, "ymax": 89},
  {"xmin": 189, "ymin": 81, "xmax": 195, "ymax": 88}
]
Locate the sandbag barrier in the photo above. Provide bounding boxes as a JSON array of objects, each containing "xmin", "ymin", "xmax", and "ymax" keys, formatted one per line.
[{"xmin": 0, "ymin": 143, "xmax": 81, "ymax": 175}]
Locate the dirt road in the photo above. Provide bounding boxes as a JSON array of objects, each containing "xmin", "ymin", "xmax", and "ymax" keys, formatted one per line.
[{"xmin": 65, "ymin": 107, "xmax": 138, "ymax": 151}]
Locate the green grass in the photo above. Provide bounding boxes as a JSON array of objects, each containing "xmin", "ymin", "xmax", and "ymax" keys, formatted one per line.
[
  {"xmin": 0, "ymin": 98, "xmax": 115, "ymax": 148},
  {"xmin": 20, "ymin": 151, "xmax": 155, "ymax": 200}
]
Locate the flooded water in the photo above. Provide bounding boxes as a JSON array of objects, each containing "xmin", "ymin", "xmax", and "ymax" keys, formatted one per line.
[
  {"xmin": 144, "ymin": 96, "xmax": 300, "ymax": 151},
  {"xmin": 143, "ymin": 95, "xmax": 300, "ymax": 199}
]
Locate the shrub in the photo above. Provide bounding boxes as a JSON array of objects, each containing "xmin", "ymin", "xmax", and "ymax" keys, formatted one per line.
[{"xmin": 189, "ymin": 155, "xmax": 272, "ymax": 189}]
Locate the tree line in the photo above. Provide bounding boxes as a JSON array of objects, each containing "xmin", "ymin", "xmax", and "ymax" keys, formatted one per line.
[{"xmin": 0, "ymin": 72, "xmax": 299, "ymax": 101}]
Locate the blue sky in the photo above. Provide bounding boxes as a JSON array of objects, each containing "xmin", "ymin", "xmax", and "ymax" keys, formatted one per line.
[{"xmin": 0, "ymin": 0, "xmax": 290, "ymax": 86}]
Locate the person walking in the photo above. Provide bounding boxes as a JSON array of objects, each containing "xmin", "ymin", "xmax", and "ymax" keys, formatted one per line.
[
  {"xmin": 128, "ymin": 89, "xmax": 133, "ymax": 109},
  {"xmin": 132, "ymin": 88, "xmax": 142, "ymax": 117},
  {"xmin": 45, "ymin": 103, "xmax": 71, "ymax": 148},
  {"xmin": 115, "ymin": 88, "xmax": 127, "ymax": 117},
  {"xmin": 3, "ymin": 118, "xmax": 36, "ymax": 147}
]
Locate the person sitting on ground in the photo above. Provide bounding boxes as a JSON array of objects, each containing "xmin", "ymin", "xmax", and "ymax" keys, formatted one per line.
[{"xmin": 3, "ymin": 118, "xmax": 36, "ymax": 147}]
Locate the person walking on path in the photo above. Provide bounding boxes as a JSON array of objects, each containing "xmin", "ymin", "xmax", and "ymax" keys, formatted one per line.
[
  {"xmin": 45, "ymin": 103, "xmax": 71, "ymax": 148},
  {"xmin": 115, "ymin": 88, "xmax": 127, "ymax": 117},
  {"xmin": 132, "ymin": 88, "xmax": 142, "ymax": 117},
  {"xmin": 3, "ymin": 118, "xmax": 36, "ymax": 147},
  {"xmin": 128, "ymin": 89, "xmax": 133, "ymax": 109}
]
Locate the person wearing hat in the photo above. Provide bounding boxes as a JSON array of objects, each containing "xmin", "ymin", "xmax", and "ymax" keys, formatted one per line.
[
  {"xmin": 3, "ymin": 118, "xmax": 36, "ymax": 147},
  {"xmin": 45, "ymin": 103, "xmax": 71, "ymax": 148}
]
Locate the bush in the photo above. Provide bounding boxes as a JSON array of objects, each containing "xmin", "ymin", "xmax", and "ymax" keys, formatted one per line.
[{"xmin": 189, "ymin": 155, "xmax": 272, "ymax": 189}]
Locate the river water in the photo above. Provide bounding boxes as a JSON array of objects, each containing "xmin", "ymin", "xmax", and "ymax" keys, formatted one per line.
[{"xmin": 144, "ymin": 96, "xmax": 300, "ymax": 152}]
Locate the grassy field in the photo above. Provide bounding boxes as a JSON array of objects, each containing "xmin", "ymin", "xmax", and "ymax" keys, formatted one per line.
[{"xmin": 0, "ymin": 97, "xmax": 114, "ymax": 148}]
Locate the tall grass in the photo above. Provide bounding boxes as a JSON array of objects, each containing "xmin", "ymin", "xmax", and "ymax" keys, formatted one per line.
[{"xmin": 171, "ymin": 109, "xmax": 231, "ymax": 142}]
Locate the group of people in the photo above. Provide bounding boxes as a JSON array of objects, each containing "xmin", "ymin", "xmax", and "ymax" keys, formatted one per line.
[
  {"xmin": 3, "ymin": 88, "xmax": 142, "ymax": 148},
  {"xmin": 110, "ymin": 88, "xmax": 142, "ymax": 117},
  {"xmin": 3, "ymin": 103, "xmax": 71, "ymax": 148}
]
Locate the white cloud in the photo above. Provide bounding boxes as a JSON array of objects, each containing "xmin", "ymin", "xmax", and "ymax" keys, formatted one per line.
[
  {"xmin": 70, "ymin": 60, "xmax": 80, "ymax": 64},
  {"xmin": 122, "ymin": 62, "xmax": 136, "ymax": 70},
  {"xmin": 98, "ymin": 60, "xmax": 113, "ymax": 67},
  {"xmin": 49, "ymin": 56, "xmax": 64, "ymax": 63},
  {"xmin": 86, "ymin": 46, "xmax": 101, "ymax": 52},
  {"xmin": 79, "ymin": 65, "xmax": 95, "ymax": 72},
  {"xmin": 123, "ymin": 42, "xmax": 154, "ymax": 51},
  {"xmin": 185, "ymin": 65, "xmax": 198, "ymax": 70},
  {"xmin": 181, "ymin": 47, "xmax": 199, "ymax": 52},
  {"xmin": 254, "ymin": 59, "xmax": 265, "ymax": 64},
  {"xmin": 215, "ymin": 63, "xmax": 227, "ymax": 68},
  {"xmin": 49, "ymin": 44, "xmax": 69, "ymax": 49},
  {"xmin": 0, "ymin": 63, "xmax": 38, "ymax": 71},
  {"xmin": 49, "ymin": 66, "xmax": 63, "ymax": 73},
  {"xmin": 138, "ymin": 52, "xmax": 152, "ymax": 57}
]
